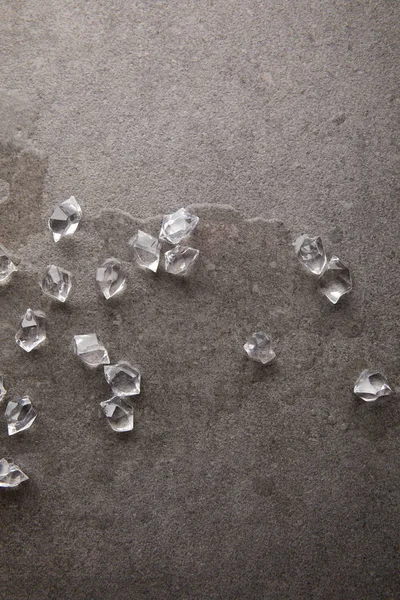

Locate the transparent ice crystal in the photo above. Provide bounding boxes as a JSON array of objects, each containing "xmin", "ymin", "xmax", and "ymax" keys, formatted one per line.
[
  {"xmin": 104, "ymin": 362, "xmax": 141, "ymax": 396},
  {"xmin": 96, "ymin": 258, "xmax": 126, "ymax": 299},
  {"xmin": 0, "ymin": 375, "xmax": 6, "ymax": 402},
  {"xmin": 5, "ymin": 396, "xmax": 37, "ymax": 436},
  {"xmin": 0, "ymin": 243, "xmax": 18, "ymax": 285},
  {"xmin": 164, "ymin": 245, "xmax": 200, "ymax": 275},
  {"xmin": 129, "ymin": 230, "xmax": 160, "ymax": 272},
  {"xmin": 73, "ymin": 334, "xmax": 110, "ymax": 368},
  {"xmin": 0, "ymin": 458, "xmax": 29, "ymax": 488},
  {"xmin": 244, "ymin": 332, "xmax": 276, "ymax": 365},
  {"xmin": 354, "ymin": 370, "xmax": 394, "ymax": 402},
  {"xmin": 159, "ymin": 207, "xmax": 199, "ymax": 245},
  {"xmin": 294, "ymin": 234, "xmax": 326, "ymax": 275},
  {"xmin": 100, "ymin": 397, "xmax": 134, "ymax": 432},
  {"xmin": 40, "ymin": 265, "xmax": 72, "ymax": 302},
  {"xmin": 48, "ymin": 196, "xmax": 82, "ymax": 242},
  {"xmin": 15, "ymin": 309, "xmax": 47, "ymax": 352},
  {"xmin": 318, "ymin": 255, "xmax": 352, "ymax": 304}
]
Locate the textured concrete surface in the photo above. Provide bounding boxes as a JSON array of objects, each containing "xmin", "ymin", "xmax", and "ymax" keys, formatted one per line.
[{"xmin": 0, "ymin": 1, "xmax": 400, "ymax": 599}]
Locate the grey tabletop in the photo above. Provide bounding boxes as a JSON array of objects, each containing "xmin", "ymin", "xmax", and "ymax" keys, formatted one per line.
[{"xmin": 0, "ymin": 2, "xmax": 399, "ymax": 599}]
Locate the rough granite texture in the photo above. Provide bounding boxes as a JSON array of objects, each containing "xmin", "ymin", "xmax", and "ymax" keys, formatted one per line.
[{"xmin": 0, "ymin": 1, "xmax": 400, "ymax": 599}]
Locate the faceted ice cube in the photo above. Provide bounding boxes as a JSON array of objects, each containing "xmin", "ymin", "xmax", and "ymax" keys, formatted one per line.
[
  {"xmin": 354, "ymin": 370, "xmax": 394, "ymax": 402},
  {"xmin": 164, "ymin": 245, "xmax": 200, "ymax": 275},
  {"xmin": 15, "ymin": 309, "xmax": 47, "ymax": 352},
  {"xmin": 294, "ymin": 235, "xmax": 327, "ymax": 275},
  {"xmin": 318, "ymin": 255, "xmax": 352, "ymax": 304},
  {"xmin": 104, "ymin": 362, "xmax": 141, "ymax": 396},
  {"xmin": 40, "ymin": 265, "xmax": 72, "ymax": 302},
  {"xmin": 5, "ymin": 396, "xmax": 37, "ymax": 436},
  {"xmin": 100, "ymin": 397, "xmax": 134, "ymax": 432},
  {"xmin": 159, "ymin": 207, "xmax": 199, "ymax": 245},
  {"xmin": 0, "ymin": 458, "xmax": 29, "ymax": 488},
  {"xmin": 0, "ymin": 243, "xmax": 18, "ymax": 285},
  {"xmin": 96, "ymin": 258, "xmax": 126, "ymax": 299},
  {"xmin": 73, "ymin": 333, "xmax": 110, "ymax": 368},
  {"xmin": 48, "ymin": 196, "xmax": 82, "ymax": 242},
  {"xmin": 244, "ymin": 332, "xmax": 276, "ymax": 365},
  {"xmin": 129, "ymin": 230, "xmax": 160, "ymax": 272},
  {"xmin": 0, "ymin": 375, "xmax": 7, "ymax": 402}
]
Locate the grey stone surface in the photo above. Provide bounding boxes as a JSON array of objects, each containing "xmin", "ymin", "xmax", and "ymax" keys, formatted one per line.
[{"xmin": 0, "ymin": 1, "xmax": 400, "ymax": 598}]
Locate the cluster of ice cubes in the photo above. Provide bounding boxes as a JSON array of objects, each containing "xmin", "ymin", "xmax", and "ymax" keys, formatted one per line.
[
  {"xmin": 294, "ymin": 234, "xmax": 352, "ymax": 304},
  {"xmin": 129, "ymin": 207, "xmax": 200, "ymax": 276},
  {"xmin": 2, "ymin": 201, "xmax": 202, "ymax": 483},
  {"xmin": 0, "ymin": 199, "xmax": 396, "ymax": 489}
]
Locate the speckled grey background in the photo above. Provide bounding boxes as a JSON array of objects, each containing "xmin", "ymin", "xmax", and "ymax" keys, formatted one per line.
[{"xmin": 0, "ymin": 1, "xmax": 400, "ymax": 599}]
